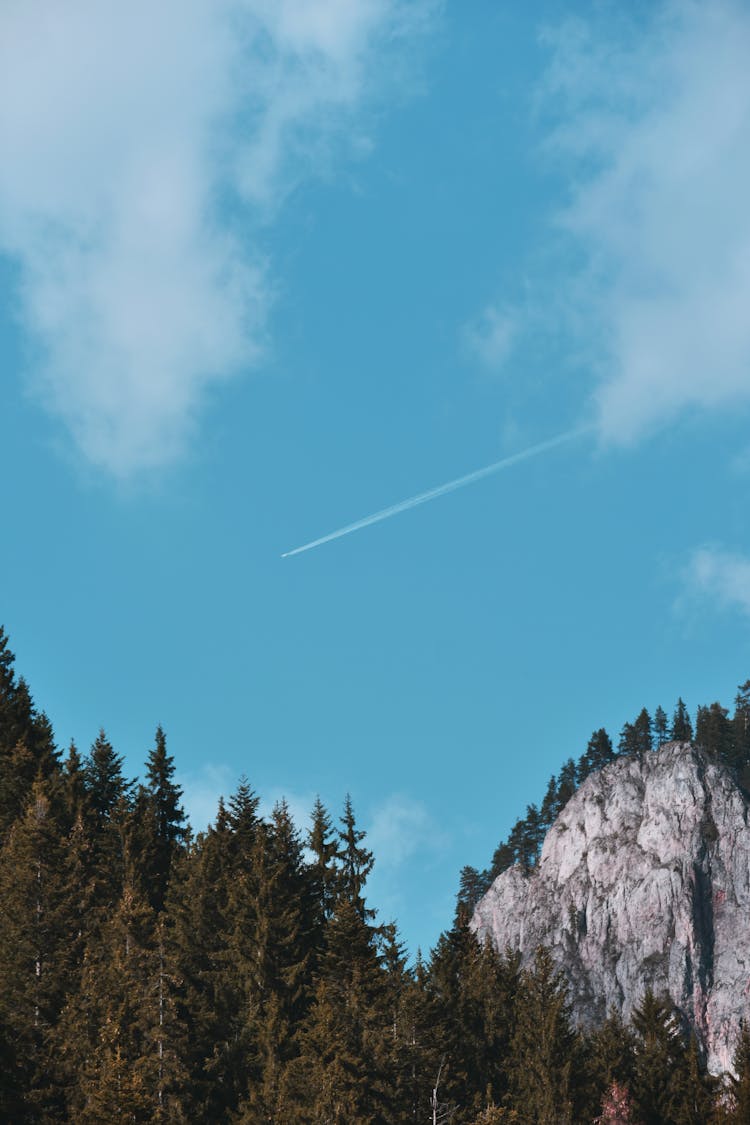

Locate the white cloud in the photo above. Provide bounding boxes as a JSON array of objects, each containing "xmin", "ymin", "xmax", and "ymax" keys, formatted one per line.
[
  {"xmin": 365, "ymin": 792, "xmax": 447, "ymax": 926},
  {"xmin": 0, "ymin": 0, "xmax": 431, "ymax": 476},
  {"xmin": 464, "ymin": 303, "xmax": 518, "ymax": 372},
  {"xmin": 682, "ymin": 546, "xmax": 750, "ymax": 618},
  {"xmin": 540, "ymin": 1, "xmax": 750, "ymax": 443},
  {"xmin": 178, "ymin": 761, "xmax": 235, "ymax": 831},
  {"xmin": 366, "ymin": 792, "xmax": 445, "ymax": 868}
]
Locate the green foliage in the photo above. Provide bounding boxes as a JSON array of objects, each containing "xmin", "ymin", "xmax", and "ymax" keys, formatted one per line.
[
  {"xmin": 307, "ymin": 795, "xmax": 339, "ymax": 925},
  {"xmin": 671, "ymin": 698, "xmax": 694, "ymax": 742},
  {"xmin": 506, "ymin": 946, "xmax": 581, "ymax": 1125},
  {"xmin": 587, "ymin": 1009, "xmax": 636, "ymax": 1097},
  {"xmin": 696, "ymin": 703, "xmax": 735, "ymax": 765},
  {"xmin": 336, "ymin": 792, "xmax": 375, "ymax": 916},
  {"xmin": 0, "ymin": 626, "xmax": 59, "ymax": 840},
  {"xmin": 136, "ymin": 726, "xmax": 187, "ymax": 911},
  {"xmin": 619, "ymin": 710, "xmax": 652, "ymax": 758},
  {"xmin": 0, "ymin": 777, "xmax": 73, "ymax": 1117},
  {"xmin": 581, "ymin": 729, "xmax": 616, "ymax": 775},
  {"xmin": 728, "ymin": 1022, "xmax": 750, "ymax": 1122},
  {"xmin": 428, "ymin": 907, "xmax": 520, "ymax": 1119},
  {"xmin": 653, "ymin": 706, "xmax": 669, "ymax": 749},
  {"xmin": 458, "ymin": 863, "xmax": 491, "ymax": 913},
  {"xmin": 627, "ymin": 990, "xmax": 719, "ymax": 1125}
]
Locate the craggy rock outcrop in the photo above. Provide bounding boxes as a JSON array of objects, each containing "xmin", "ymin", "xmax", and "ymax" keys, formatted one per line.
[{"xmin": 472, "ymin": 742, "xmax": 750, "ymax": 1074}]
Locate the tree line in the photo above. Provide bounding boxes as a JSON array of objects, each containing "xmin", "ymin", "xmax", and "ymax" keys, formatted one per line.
[
  {"xmin": 458, "ymin": 686, "xmax": 750, "ymax": 914},
  {"xmin": 1, "ymin": 625, "xmax": 750, "ymax": 1123}
]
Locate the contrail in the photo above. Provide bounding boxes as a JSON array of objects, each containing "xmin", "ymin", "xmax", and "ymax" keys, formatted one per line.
[{"xmin": 281, "ymin": 424, "xmax": 591, "ymax": 558}]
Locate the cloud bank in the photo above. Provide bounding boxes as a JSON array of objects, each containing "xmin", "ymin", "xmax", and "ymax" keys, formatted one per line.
[
  {"xmin": 0, "ymin": 0, "xmax": 429, "ymax": 476},
  {"xmin": 542, "ymin": 1, "xmax": 750, "ymax": 443}
]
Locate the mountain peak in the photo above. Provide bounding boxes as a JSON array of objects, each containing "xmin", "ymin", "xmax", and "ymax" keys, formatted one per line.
[{"xmin": 472, "ymin": 740, "xmax": 750, "ymax": 1073}]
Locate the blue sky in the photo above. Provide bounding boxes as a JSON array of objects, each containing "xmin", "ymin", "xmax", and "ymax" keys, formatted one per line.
[{"xmin": 3, "ymin": 0, "xmax": 750, "ymax": 955}]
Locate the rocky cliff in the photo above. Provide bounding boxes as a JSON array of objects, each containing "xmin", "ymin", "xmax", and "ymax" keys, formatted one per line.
[{"xmin": 472, "ymin": 741, "xmax": 750, "ymax": 1074}]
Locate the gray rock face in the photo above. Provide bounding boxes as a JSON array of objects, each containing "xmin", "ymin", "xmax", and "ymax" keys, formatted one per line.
[{"xmin": 471, "ymin": 742, "xmax": 750, "ymax": 1074}]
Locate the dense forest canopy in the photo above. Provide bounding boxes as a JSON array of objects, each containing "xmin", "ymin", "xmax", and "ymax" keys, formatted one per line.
[{"xmin": 1, "ymin": 623, "xmax": 749, "ymax": 1123}]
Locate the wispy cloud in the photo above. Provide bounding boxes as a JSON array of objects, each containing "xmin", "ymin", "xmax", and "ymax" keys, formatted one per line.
[
  {"xmin": 538, "ymin": 1, "xmax": 750, "ymax": 443},
  {"xmin": 366, "ymin": 792, "xmax": 448, "ymax": 925},
  {"xmin": 178, "ymin": 761, "xmax": 235, "ymax": 831},
  {"xmin": 367, "ymin": 792, "xmax": 442, "ymax": 867},
  {"xmin": 463, "ymin": 303, "xmax": 518, "ymax": 373},
  {"xmin": 0, "ymin": 0, "xmax": 432, "ymax": 477},
  {"xmin": 682, "ymin": 546, "xmax": 750, "ymax": 619}
]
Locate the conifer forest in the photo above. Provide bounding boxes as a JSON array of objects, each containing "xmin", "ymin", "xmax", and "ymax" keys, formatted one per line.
[{"xmin": 5, "ymin": 623, "xmax": 750, "ymax": 1123}]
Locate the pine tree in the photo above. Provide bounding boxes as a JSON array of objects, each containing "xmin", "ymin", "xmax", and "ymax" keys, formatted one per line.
[
  {"xmin": 579, "ymin": 729, "xmax": 615, "ymax": 779},
  {"xmin": 427, "ymin": 907, "xmax": 474, "ymax": 1113},
  {"xmin": 337, "ymin": 794, "xmax": 375, "ymax": 917},
  {"xmin": 587, "ymin": 1009, "xmax": 636, "ymax": 1104},
  {"xmin": 556, "ymin": 759, "xmax": 578, "ymax": 810},
  {"xmin": 0, "ymin": 738, "xmax": 39, "ymax": 843},
  {"xmin": 284, "ymin": 800, "xmax": 393, "ymax": 1122},
  {"xmin": 619, "ymin": 712, "xmax": 652, "ymax": 758},
  {"xmin": 0, "ymin": 1009, "xmax": 24, "ymax": 1122},
  {"xmin": 287, "ymin": 896, "xmax": 390, "ymax": 1123},
  {"xmin": 378, "ymin": 945, "xmax": 444, "ymax": 1125},
  {"xmin": 226, "ymin": 776, "xmax": 261, "ymax": 863},
  {"xmin": 60, "ymin": 810, "xmax": 97, "ymax": 968},
  {"xmin": 632, "ymin": 709, "xmax": 653, "ymax": 757},
  {"xmin": 0, "ymin": 776, "xmax": 74, "ymax": 1118},
  {"xmin": 729, "ymin": 1022, "xmax": 750, "ymax": 1123},
  {"xmin": 380, "ymin": 924, "xmax": 426, "ymax": 1122},
  {"xmin": 62, "ymin": 741, "xmax": 87, "ymax": 825},
  {"xmin": 667, "ymin": 1033, "xmax": 717, "ymax": 1124},
  {"xmin": 490, "ymin": 837, "xmax": 516, "ymax": 879},
  {"xmin": 540, "ymin": 774, "xmax": 559, "ymax": 827},
  {"xmin": 63, "ymin": 880, "xmax": 188, "ymax": 1123},
  {"xmin": 0, "ymin": 633, "xmax": 39, "ymax": 760},
  {"xmin": 732, "ymin": 681, "xmax": 750, "ymax": 784},
  {"xmin": 618, "ymin": 722, "xmax": 637, "ymax": 757},
  {"xmin": 283, "ymin": 975, "xmax": 365, "ymax": 1124},
  {"xmin": 506, "ymin": 946, "xmax": 580, "ymax": 1125},
  {"xmin": 631, "ymin": 990, "xmax": 687, "ymax": 1125},
  {"xmin": 234, "ymin": 800, "xmax": 315, "ymax": 1122},
  {"xmin": 457, "ymin": 865, "xmax": 490, "ymax": 914},
  {"xmin": 518, "ymin": 804, "xmax": 543, "ymax": 870},
  {"xmin": 696, "ymin": 703, "xmax": 736, "ymax": 767},
  {"xmin": 0, "ymin": 627, "xmax": 59, "ymax": 839},
  {"xmin": 307, "ymin": 796, "xmax": 339, "ymax": 932},
  {"xmin": 186, "ymin": 780, "xmax": 264, "ymax": 1118},
  {"xmin": 167, "ymin": 801, "xmax": 237, "ymax": 1121},
  {"xmin": 671, "ymin": 699, "xmax": 694, "ymax": 742},
  {"xmin": 653, "ymin": 707, "xmax": 669, "ymax": 749},
  {"xmin": 81, "ymin": 731, "xmax": 132, "ymax": 922},
  {"xmin": 84, "ymin": 730, "xmax": 131, "ymax": 825},
  {"xmin": 428, "ymin": 906, "xmax": 520, "ymax": 1118},
  {"xmin": 466, "ymin": 937, "xmax": 520, "ymax": 1112},
  {"xmin": 133, "ymin": 727, "xmax": 187, "ymax": 911}
]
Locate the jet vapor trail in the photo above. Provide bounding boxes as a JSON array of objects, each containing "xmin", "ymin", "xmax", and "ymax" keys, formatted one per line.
[{"xmin": 281, "ymin": 424, "xmax": 591, "ymax": 558}]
